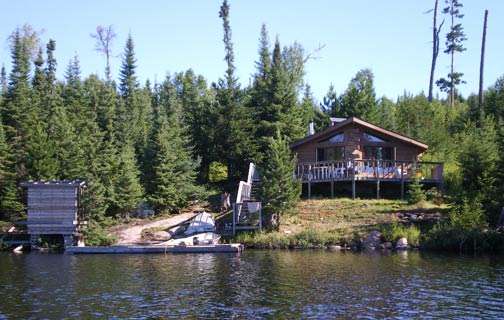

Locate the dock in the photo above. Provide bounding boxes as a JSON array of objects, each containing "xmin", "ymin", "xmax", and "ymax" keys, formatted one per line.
[{"xmin": 65, "ymin": 244, "xmax": 244, "ymax": 254}]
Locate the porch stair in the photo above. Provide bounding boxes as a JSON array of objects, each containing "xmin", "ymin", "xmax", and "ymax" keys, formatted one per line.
[{"xmin": 232, "ymin": 163, "xmax": 262, "ymax": 235}]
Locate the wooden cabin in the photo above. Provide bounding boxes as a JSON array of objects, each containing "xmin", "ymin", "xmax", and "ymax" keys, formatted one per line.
[
  {"xmin": 290, "ymin": 117, "xmax": 443, "ymax": 199},
  {"xmin": 21, "ymin": 180, "xmax": 86, "ymax": 247}
]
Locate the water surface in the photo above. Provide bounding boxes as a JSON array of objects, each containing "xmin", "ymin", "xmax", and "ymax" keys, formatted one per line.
[{"xmin": 0, "ymin": 250, "xmax": 503, "ymax": 319}]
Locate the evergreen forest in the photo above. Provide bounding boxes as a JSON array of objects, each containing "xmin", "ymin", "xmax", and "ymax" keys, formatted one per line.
[{"xmin": 1, "ymin": 1, "xmax": 504, "ymax": 245}]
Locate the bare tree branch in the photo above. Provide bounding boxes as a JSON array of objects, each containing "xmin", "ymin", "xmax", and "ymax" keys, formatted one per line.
[
  {"xmin": 303, "ymin": 43, "xmax": 326, "ymax": 63},
  {"xmin": 90, "ymin": 25, "xmax": 117, "ymax": 82}
]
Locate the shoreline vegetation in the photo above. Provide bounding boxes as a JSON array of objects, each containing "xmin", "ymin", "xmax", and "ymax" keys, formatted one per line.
[
  {"xmin": 2, "ymin": 2, "xmax": 504, "ymax": 254},
  {"xmin": 223, "ymin": 198, "xmax": 504, "ymax": 253}
]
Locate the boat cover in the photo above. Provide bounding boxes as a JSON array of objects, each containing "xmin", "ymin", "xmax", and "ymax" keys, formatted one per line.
[{"xmin": 184, "ymin": 211, "xmax": 215, "ymax": 235}]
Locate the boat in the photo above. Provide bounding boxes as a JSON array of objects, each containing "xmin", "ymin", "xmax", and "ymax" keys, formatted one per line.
[{"xmin": 162, "ymin": 211, "xmax": 220, "ymax": 246}]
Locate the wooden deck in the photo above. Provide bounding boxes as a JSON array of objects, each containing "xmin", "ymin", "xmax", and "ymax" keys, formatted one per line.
[
  {"xmin": 295, "ymin": 160, "xmax": 443, "ymax": 199},
  {"xmin": 65, "ymin": 244, "xmax": 244, "ymax": 254}
]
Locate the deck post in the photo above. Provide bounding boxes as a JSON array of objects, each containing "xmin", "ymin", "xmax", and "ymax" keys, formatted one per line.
[
  {"xmin": 376, "ymin": 176, "xmax": 380, "ymax": 200},
  {"xmin": 308, "ymin": 164, "xmax": 312, "ymax": 199},
  {"xmin": 258, "ymin": 208, "xmax": 262, "ymax": 234},
  {"xmin": 400, "ymin": 162, "xmax": 405, "ymax": 200},
  {"xmin": 232, "ymin": 203, "xmax": 236, "ymax": 236},
  {"xmin": 30, "ymin": 233, "xmax": 39, "ymax": 249},
  {"xmin": 330, "ymin": 163, "xmax": 334, "ymax": 198},
  {"xmin": 376, "ymin": 159, "xmax": 380, "ymax": 199},
  {"xmin": 351, "ymin": 160, "xmax": 356, "ymax": 200}
]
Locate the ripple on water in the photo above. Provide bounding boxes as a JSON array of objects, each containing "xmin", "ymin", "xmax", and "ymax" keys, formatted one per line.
[{"xmin": 0, "ymin": 251, "xmax": 503, "ymax": 319}]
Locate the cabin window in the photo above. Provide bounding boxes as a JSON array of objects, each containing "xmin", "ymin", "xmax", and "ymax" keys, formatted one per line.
[
  {"xmin": 364, "ymin": 132, "xmax": 388, "ymax": 142},
  {"xmin": 363, "ymin": 146, "xmax": 393, "ymax": 161},
  {"xmin": 317, "ymin": 146, "xmax": 345, "ymax": 161},
  {"xmin": 319, "ymin": 132, "xmax": 344, "ymax": 143}
]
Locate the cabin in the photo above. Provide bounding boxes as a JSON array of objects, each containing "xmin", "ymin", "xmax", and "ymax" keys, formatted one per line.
[
  {"xmin": 290, "ymin": 117, "xmax": 443, "ymax": 199},
  {"xmin": 20, "ymin": 180, "xmax": 87, "ymax": 247}
]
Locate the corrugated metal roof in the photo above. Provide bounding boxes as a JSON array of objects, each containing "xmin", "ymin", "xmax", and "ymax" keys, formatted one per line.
[{"xmin": 20, "ymin": 180, "xmax": 87, "ymax": 187}]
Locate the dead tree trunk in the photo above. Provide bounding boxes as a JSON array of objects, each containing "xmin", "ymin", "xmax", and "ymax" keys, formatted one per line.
[
  {"xmin": 478, "ymin": 10, "xmax": 488, "ymax": 110},
  {"xmin": 429, "ymin": 0, "xmax": 443, "ymax": 102}
]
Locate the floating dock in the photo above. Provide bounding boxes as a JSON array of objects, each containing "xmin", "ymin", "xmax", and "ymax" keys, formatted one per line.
[{"xmin": 65, "ymin": 244, "xmax": 244, "ymax": 254}]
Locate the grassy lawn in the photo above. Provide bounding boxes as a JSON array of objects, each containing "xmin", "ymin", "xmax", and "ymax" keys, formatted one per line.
[{"xmin": 229, "ymin": 198, "xmax": 450, "ymax": 249}]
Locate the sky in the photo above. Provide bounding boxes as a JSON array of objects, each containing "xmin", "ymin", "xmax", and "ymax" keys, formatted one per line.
[{"xmin": 1, "ymin": 0, "xmax": 503, "ymax": 104}]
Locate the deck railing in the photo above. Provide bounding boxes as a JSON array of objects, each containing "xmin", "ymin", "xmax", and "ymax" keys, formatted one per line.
[{"xmin": 295, "ymin": 160, "xmax": 443, "ymax": 183}]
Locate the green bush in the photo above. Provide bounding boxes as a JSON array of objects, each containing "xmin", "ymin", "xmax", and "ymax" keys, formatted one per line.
[
  {"xmin": 291, "ymin": 229, "xmax": 327, "ymax": 248},
  {"xmin": 82, "ymin": 222, "xmax": 116, "ymax": 246},
  {"xmin": 381, "ymin": 222, "xmax": 421, "ymax": 247},
  {"xmin": 208, "ymin": 161, "xmax": 228, "ymax": 183},
  {"xmin": 425, "ymin": 199, "xmax": 490, "ymax": 251},
  {"xmin": 406, "ymin": 166, "xmax": 426, "ymax": 204}
]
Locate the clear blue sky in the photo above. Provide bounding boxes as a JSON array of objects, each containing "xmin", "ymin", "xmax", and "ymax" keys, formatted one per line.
[{"xmin": 1, "ymin": 0, "xmax": 503, "ymax": 103}]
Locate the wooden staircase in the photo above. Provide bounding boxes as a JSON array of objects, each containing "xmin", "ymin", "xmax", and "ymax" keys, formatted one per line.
[{"xmin": 232, "ymin": 163, "xmax": 262, "ymax": 235}]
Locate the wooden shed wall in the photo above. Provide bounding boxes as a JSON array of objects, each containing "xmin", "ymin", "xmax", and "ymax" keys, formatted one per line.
[{"xmin": 26, "ymin": 186, "xmax": 79, "ymax": 234}]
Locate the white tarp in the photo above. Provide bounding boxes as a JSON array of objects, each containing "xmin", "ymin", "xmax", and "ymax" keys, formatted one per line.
[{"xmin": 184, "ymin": 211, "xmax": 215, "ymax": 235}]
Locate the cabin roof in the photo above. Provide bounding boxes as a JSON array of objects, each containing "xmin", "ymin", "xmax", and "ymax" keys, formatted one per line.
[
  {"xmin": 20, "ymin": 180, "xmax": 87, "ymax": 188},
  {"xmin": 290, "ymin": 117, "xmax": 428, "ymax": 150}
]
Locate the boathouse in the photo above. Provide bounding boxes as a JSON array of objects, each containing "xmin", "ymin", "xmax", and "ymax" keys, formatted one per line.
[
  {"xmin": 20, "ymin": 180, "xmax": 87, "ymax": 247},
  {"xmin": 290, "ymin": 117, "xmax": 443, "ymax": 199}
]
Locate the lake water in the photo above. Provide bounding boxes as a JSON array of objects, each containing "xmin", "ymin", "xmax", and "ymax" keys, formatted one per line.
[{"xmin": 0, "ymin": 250, "xmax": 503, "ymax": 319}]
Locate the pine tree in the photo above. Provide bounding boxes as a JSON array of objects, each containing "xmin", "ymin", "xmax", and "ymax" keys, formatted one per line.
[
  {"xmin": 2, "ymin": 28, "xmax": 38, "ymax": 186},
  {"xmin": 32, "ymin": 48, "xmax": 46, "ymax": 92},
  {"xmin": 0, "ymin": 65, "xmax": 7, "ymax": 93},
  {"xmin": 0, "ymin": 118, "xmax": 7, "ymax": 179},
  {"xmin": 175, "ymin": 69, "xmax": 216, "ymax": 181},
  {"xmin": 271, "ymin": 39, "xmax": 305, "ymax": 143},
  {"xmin": 436, "ymin": 0, "xmax": 467, "ymax": 107},
  {"xmin": 147, "ymin": 76, "xmax": 202, "ymax": 214},
  {"xmin": 320, "ymin": 84, "xmax": 339, "ymax": 115},
  {"xmin": 248, "ymin": 24, "xmax": 272, "ymax": 122},
  {"xmin": 0, "ymin": 117, "xmax": 23, "ymax": 220},
  {"xmin": 26, "ymin": 124, "xmax": 59, "ymax": 180},
  {"xmin": 301, "ymin": 84, "xmax": 328, "ymax": 133},
  {"xmin": 81, "ymin": 174, "xmax": 109, "ymax": 224},
  {"xmin": 339, "ymin": 68, "xmax": 378, "ymax": 120},
  {"xmin": 45, "ymin": 39, "xmax": 57, "ymax": 93},
  {"xmin": 257, "ymin": 133, "xmax": 301, "ymax": 231},
  {"xmin": 63, "ymin": 56, "xmax": 85, "ymax": 125},
  {"xmin": 457, "ymin": 117, "xmax": 498, "ymax": 209},
  {"xmin": 113, "ymin": 143, "xmax": 144, "ymax": 219},
  {"xmin": 119, "ymin": 34, "xmax": 138, "ymax": 98},
  {"xmin": 406, "ymin": 164, "xmax": 426, "ymax": 204},
  {"xmin": 118, "ymin": 34, "xmax": 150, "ymax": 160},
  {"xmin": 215, "ymin": 0, "xmax": 257, "ymax": 181}
]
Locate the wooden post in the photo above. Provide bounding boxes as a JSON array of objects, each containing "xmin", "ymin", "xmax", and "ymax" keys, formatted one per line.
[
  {"xmin": 258, "ymin": 208, "xmax": 262, "ymax": 234},
  {"xmin": 30, "ymin": 233, "xmax": 39, "ymax": 249},
  {"xmin": 400, "ymin": 162, "xmax": 405, "ymax": 200},
  {"xmin": 376, "ymin": 159, "xmax": 380, "ymax": 199},
  {"xmin": 330, "ymin": 163, "xmax": 334, "ymax": 198},
  {"xmin": 232, "ymin": 203, "xmax": 236, "ymax": 236},
  {"xmin": 376, "ymin": 174, "xmax": 380, "ymax": 200},
  {"xmin": 352, "ymin": 159, "xmax": 356, "ymax": 200},
  {"xmin": 308, "ymin": 164, "xmax": 312, "ymax": 199}
]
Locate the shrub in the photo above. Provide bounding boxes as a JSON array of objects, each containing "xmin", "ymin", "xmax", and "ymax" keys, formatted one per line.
[
  {"xmin": 425, "ymin": 198, "xmax": 489, "ymax": 251},
  {"xmin": 381, "ymin": 222, "xmax": 421, "ymax": 247},
  {"xmin": 208, "ymin": 161, "xmax": 228, "ymax": 183},
  {"xmin": 292, "ymin": 229, "xmax": 327, "ymax": 248},
  {"xmin": 82, "ymin": 222, "xmax": 116, "ymax": 246},
  {"xmin": 406, "ymin": 166, "xmax": 426, "ymax": 204}
]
